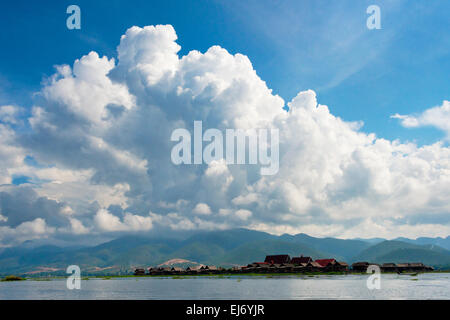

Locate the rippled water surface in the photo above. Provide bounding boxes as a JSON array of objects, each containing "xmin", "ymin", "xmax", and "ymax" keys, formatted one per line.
[{"xmin": 0, "ymin": 273, "xmax": 449, "ymax": 300}]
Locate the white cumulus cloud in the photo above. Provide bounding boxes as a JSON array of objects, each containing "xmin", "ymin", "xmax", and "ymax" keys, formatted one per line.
[
  {"xmin": 392, "ymin": 100, "xmax": 450, "ymax": 139},
  {"xmin": 0, "ymin": 24, "xmax": 449, "ymax": 244},
  {"xmin": 193, "ymin": 203, "xmax": 212, "ymax": 215}
]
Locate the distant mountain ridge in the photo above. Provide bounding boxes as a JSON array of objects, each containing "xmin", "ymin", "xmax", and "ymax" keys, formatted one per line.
[
  {"xmin": 279, "ymin": 233, "xmax": 371, "ymax": 261},
  {"xmin": 1, "ymin": 228, "xmax": 449, "ymax": 275},
  {"xmin": 393, "ymin": 236, "xmax": 450, "ymax": 251},
  {"xmin": 351, "ymin": 240, "xmax": 450, "ymax": 267}
]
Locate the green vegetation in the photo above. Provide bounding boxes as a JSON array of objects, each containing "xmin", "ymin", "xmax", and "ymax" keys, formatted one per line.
[{"xmin": 1, "ymin": 275, "xmax": 25, "ymax": 281}]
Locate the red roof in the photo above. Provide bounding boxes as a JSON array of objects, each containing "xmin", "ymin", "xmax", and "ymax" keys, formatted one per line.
[
  {"xmin": 315, "ymin": 259, "xmax": 336, "ymax": 267},
  {"xmin": 264, "ymin": 255, "xmax": 291, "ymax": 264},
  {"xmin": 291, "ymin": 256, "xmax": 312, "ymax": 264}
]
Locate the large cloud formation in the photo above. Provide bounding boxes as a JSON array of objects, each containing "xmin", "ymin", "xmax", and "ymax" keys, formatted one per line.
[{"xmin": 0, "ymin": 25, "xmax": 449, "ymax": 246}]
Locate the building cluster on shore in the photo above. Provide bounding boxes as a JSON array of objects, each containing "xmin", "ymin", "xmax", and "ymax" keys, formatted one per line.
[
  {"xmin": 352, "ymin": 261, "xmax": 433, "ymax": 273},
  {"xmin": 134, "ymin": 254, "xmax": 433, "ymax": 276}
]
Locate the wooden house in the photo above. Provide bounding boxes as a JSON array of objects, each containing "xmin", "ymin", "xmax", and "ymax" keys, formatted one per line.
[
  {"xmin": 351, "ymin": 262, "xmax": 370, "ymax": 272},
  {"xmin": 200, "ymin": 265, "xmax": 219, "ymax": 274},
  {"xmin": 381, "ymin": 263, "xmax": 397, "ymax": 272},
  {"xmin": 292, "ymin": 264, "xmax": 306, "ymax": 272},
  {"xmin": 315, "ymin": 259, "xmax": 336, "ymax": 271},
  {"xmin": 337, "ymin": 261, "xmax": 349, "ymax": 271},
  {"xmin": 396, "ymin": 263, "xmax": 409, "ymax": 272},
  {"xmin": 408, "ymin": 263, "xmax": 429, "ymax": 272},
  {"xmin": 280, "ymin": 263, "xmax": 295, "ymax": 272},
  {"xmin": 134, "ymin": 268, "xmax": 145, "ymax": 275},
  {"xmin": 305, "ymin": 261, "xmax": 324, "ymax": 272},
  {"xmin": 185, "ymin": 266, "xmax": 201, "ymax": 274},
  {"xmin": 264, "ymin": 254, "xmax": 291, "ymax": 264},
  {"xmin": 314, "ymin": 259, "xmax": 348, "ymax": 271},
  {"xmin": 291, "ymin": 256, "xmax": 312, "ymax": 265}
]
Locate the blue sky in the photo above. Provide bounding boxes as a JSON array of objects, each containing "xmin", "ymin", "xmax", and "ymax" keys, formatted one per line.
[
  {"xmin": 0, "ymin": 0, "xmax": 449, "ymax": 145},
  {"xmin": 0, "ymin": 1, "xmax": 450, "ymax": 243}
]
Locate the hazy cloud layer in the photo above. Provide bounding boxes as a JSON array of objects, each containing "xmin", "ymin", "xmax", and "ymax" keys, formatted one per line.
[{"xmin": 0, "ymin": 25, "xmax": 449, "ymax": 246}]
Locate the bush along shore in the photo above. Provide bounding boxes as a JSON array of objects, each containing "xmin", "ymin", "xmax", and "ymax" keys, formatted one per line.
[
  {"xmin": 134, "ymin": 254, "xmax": 435, "ymax": 276},
  {"xmin": 1, "ymin": 275, "xmax": 25, "ymax": 281}
]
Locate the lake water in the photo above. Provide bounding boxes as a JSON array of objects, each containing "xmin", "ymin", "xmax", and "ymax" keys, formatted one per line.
[{"xmin": 1, "ymin": 273, "xmax": 449, "ymax": 300}]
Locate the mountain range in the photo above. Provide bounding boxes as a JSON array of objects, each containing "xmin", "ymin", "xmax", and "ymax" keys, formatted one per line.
[{"xmin": 0, "ymin": 228, "xmax": 449, "ymax": 275}]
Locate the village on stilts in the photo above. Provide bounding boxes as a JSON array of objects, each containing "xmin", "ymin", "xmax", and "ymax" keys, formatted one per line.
[{"xmin": 134, "ymin": 254, "xmax": 434, "ymax": 276}]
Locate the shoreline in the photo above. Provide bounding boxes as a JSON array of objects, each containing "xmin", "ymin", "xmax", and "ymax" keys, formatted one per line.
[{"xmin": 3, "ymin": 270, "xmax": 450, "ymax": 282}]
